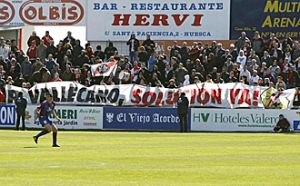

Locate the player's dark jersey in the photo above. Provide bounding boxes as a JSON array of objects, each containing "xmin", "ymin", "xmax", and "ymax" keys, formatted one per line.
[{"xmin": 39, "ymin": 101, "xmax": 55, "ymax": 119}]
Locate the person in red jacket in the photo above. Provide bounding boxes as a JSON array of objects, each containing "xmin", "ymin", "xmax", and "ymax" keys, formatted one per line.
[
  {"xmin": 42, "ymin": 31, "xmax": 54, "ymax": 47},
  {"xmin": 27, "ymin": 40, "xmax": 37, "ymax": 62}
]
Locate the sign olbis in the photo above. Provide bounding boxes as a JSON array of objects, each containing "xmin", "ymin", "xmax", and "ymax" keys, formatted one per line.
[{"xmin": 19, "ymin": 0, "xmax": 84, "ymax": 25}]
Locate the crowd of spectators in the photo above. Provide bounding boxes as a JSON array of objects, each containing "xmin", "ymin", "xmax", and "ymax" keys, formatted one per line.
[{"xmin": 0, "ymin": 30, "xmax": 300, "ymax": 105}]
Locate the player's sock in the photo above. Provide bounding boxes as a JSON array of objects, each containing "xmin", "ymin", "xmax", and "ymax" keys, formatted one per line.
[{"xmin": 52, "ymin": 132, "xmax": 57, "ymax": 145}]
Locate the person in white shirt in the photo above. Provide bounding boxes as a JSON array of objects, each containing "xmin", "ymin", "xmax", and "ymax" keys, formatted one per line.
[
  {"xmin": 0, "ymin": 37, "xmax": 10, "ymax": 60},
  {"xmin": 183, "ymin": 74, "xmax": 190, "ymax": 86},
  {"xmin": 239, "ymin": 65, "xmax": 251, "ymax": 83},
  {"xmin": 250, "ymin": 70, "xmax": 260, "ymax": 86},
  {"xmin": 236, "ymin": 50, "xmax": 247, "ymax": 68}
]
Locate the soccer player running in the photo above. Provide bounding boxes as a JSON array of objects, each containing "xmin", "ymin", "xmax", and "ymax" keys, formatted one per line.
[{"xmin": 33, "ymin": 93, "xmax": 62, "ymax": 147}]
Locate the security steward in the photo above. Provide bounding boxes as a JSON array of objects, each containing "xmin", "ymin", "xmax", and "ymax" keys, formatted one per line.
[
  {"xmin": 15, "ymin": 92, "xmax": 27, "ymax": 130},
  {"xmin": 177, "ymin": 92, "xmax": 189, "ymax": 132}
]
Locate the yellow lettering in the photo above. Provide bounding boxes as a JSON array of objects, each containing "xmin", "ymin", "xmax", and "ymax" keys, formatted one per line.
[
  {"xmin": 273, "ymin": 18, "xmax": 280, "ymax": 27},
  {"xmin": 297, "ymin": 19, "xmax": 300, "ymax": 27},
  {"xmin": 262, "ymin": 16, "xmax": 273, "ymax": 27},
  {"xmin": 264, "ymin": 0, "xmax": 278, "ymax": 13},
  {"xmin": 280, "ymin": 18, "xmax": 288, "ymax": 27}
]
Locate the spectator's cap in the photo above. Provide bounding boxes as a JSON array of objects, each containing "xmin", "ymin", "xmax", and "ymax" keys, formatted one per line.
[
  {"xmin": 169, "ymin": 79, "xmax": 175, "ymax": 83},
  {"xmin": 194, "ymin": 76, "xmax": 199, "ymax": 80},
  {"xmin": 279, "ymin": 114, "xmax": 284, "ymax": 117},
  {"xmin": 0, "ymin": 36, "xmax": 4, "ymax": 40}
]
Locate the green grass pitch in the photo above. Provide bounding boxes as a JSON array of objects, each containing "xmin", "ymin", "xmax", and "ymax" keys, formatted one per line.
[{"xmin": 0, "ymin": 130, "xmax": 300, "ymax": 186}]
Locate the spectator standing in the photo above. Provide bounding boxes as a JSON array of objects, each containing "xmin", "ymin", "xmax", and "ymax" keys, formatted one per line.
[
  {"xmin": 75, "ymin": 50, "xmax": 89, "ymax": 67},
  {"xmin": 180, "ymin": 42, "xmax": 190, "ymax": 63},
  {"xmin": 37, "ymin": 40, "xmax": 47, "ymax": 62},
  {"xmin": 104, "ymin": 41, "xmax": 118, "ymax": 60},
  {"xmin": 63, "ymin": 31, "xmax": 76, "ymax": 47},
  {"xmin": 44, "ymin": 54, "xmax": 57, "ymax": 74},
  {"xmin": 252, "ymin": 31, "xmax": 264, "ymax": 56},
  {"xmin": 27, "ymin": 31, "xmax": 40, "ymax": 47},
  {"xmin": 27, "ymin": 40, "xmax": 38, "ymax": 62},
  {"xmin": 239, "ymin": 65, "xmax": 251, "ymax": 83},
  {"xmin": 42, "ymin": 31, "xmax": 54, "ymax": 47},
  {"xmin": 21, "ymin": 56, "xmax": 32, "ymax": 81},
  {"xmin": 7, "ymin": 58, "xmax": 21, "ymax": 81},
  {"xmin": 10, "ymin": 40, "xmax": 18, "ymax": 55},
  {"xmin": 46, "ymin": 40, "xmax": 58, "ymax": 58},
  {"xmin": 236, "ymin": 50, "xmax": 247, "ymax": 68},
  {"xmin": 177, "ymin": 92, "xmax": 189, "ymax": 132},
  {"xmin": 138, "ymin": 46, "xmax": 149, "ymax": 64},
  {"xmin": 32, "ymin": 58, "xmax": 44, "ymax": 74},
  {"xmin": 236, "ymin": 32, "xmax": 250, "ymax": 51},
  {"xmin": 15, "ymin": 92, "xmax": 27, "ymax": 130},
  {"xmin": 170, "ymin": 41, "xmax": 181, "ymax": 58},
  {"xmin": 250, "ymin": 70, "xmax": 260, "ymax": 86},
  {"xmin": 94, "ymin": 45, "xmax": 105, "ymax": 61},
  {"xmin": 142, "ymin": 34, "xmax": 155, "ymax": 57},
  {"xmin": 0, "ymin": 37, "xmax": 10, "ymax": 60},
  {"xmin": 127, "ymin": 33, "xmax": 140, "ymax": 62}
]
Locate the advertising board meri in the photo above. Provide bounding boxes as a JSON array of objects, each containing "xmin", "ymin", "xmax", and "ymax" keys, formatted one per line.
[
  {"xmin": 87, "ymin": 0, "xmax": 230, "ymax": 41},
  {"xmin": 23, "ymin": 105, "xmax": 103, "ymax": 130},
  {"xmin": 231, "ymin": 0, "xmax": 300, "ymax": 40},
  {"xmin": 103, "ymin": 107, "xmax": 181, "ymax": 131}
]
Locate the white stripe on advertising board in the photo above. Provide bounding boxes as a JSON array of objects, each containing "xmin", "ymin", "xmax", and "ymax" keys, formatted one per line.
[
  {"xmin": 191, "ymin": 109, "xmax": 300, "ymax": 132},
  {"xmin": 87, "ymin": 0, "xmax": 230, "ymax": 41}
]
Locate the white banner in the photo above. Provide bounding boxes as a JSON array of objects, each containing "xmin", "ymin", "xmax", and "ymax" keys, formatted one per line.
[
  {"xmin": 0, "ymin": 0, "xmax": 86, "ymax": 27},
  {"xmin": 191, "ymin": 108, "xmax": 300, "ymax": 132},
  {"xmin": 5, "ymin": 82, "xmax": 296, "ymax": 109},
  {"xmin": 87, "ymin": 0, "xmax": 230, "ymax": 41},
  {"xmin": 29, "ymin": 105, "xmax": 102, "ymax": 129}
]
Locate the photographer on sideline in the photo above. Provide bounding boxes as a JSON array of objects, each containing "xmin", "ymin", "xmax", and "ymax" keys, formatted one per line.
[{"xmin": 274, "ymin": 114, "xmax": 291, "ymax": 133}]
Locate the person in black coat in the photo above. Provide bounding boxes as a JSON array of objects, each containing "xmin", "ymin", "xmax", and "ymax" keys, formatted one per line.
[
  {"xmin": 274, "ymin": 114, "xmax": 291, "ymax": 133},
  {"xmin": 63, "ymin": 31, "xmax": 76, "ymax": 47},
  {"xmin": 127, "ymin": 33, "xmax": 140, "ymax": 62},
  {"xmin": 177, "ymin": 92, "xmax": 189, "ymax": 132},
  {"xmin": 15, "ymin": 92, "xmax": 27, "ymax": 130}
]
